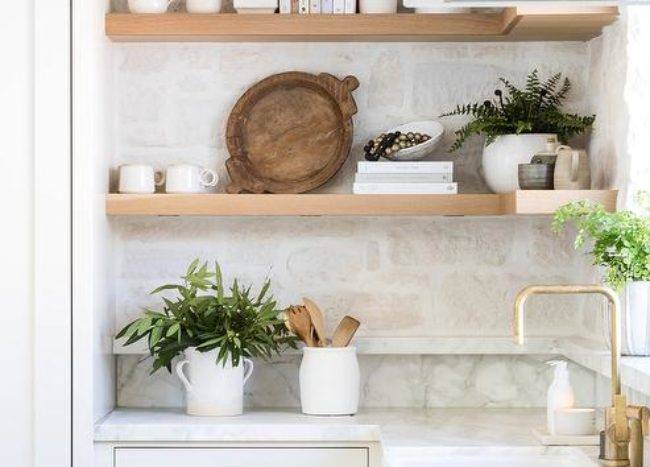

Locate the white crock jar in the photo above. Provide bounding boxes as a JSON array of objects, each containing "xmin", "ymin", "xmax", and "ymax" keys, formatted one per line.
[
  {"xmin": 186, "ymin": 0, "xmax": 223, "ymax": 13},
  {"xmin": 299, "ymin": 347, "xmax": 360, "ymax": 415},
  {"xmin": 481, "ymin": 133, "xmax": 557, "ymax": 193},
  {"xmin": 175, "ymin": 347, "xmax": 254, "ymax": 416},
  {"xmin": 128, "ymin": 0, "xmax": 174, "ymax": 13},
  {"xmin": 359, "ymin": 0, "xmax": 397, "ymax": 13},
  {"xmin": 624, "ymin": 281, "xmax": 650, "ymax": 355}
]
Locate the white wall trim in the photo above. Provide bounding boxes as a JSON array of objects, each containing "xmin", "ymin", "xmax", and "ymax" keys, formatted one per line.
[{"xmin": 34, "ymin": 0, "xmax": 72, "ymax": 465}]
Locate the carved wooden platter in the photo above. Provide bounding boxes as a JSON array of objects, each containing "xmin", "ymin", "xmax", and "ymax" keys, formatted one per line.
[{"xmin": 225, "ymin": 72, "xmax": 359, "ymax": 194}]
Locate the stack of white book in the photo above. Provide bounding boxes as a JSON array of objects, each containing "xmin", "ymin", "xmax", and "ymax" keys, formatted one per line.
[{"xmin": 353, "ymin": 161, "xmax": 457, "ymax": 194}]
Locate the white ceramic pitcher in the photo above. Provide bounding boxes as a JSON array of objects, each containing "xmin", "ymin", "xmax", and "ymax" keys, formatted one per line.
[{"xmin": 176, "ymin": 347, "xmax": 254, "ymax": 416}]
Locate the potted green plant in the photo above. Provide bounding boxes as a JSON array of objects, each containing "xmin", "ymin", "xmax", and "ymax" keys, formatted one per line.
[
  {"xmin": 116, "ymin": 259, "xmax": 296, "ymax": 415},
  {"xmin": 553, "ymin": 198, "xmax": 650, "ymax": 355},
  {"xmin": 441, "ymin": 70, "xmax": 595, "ymax": 193}
]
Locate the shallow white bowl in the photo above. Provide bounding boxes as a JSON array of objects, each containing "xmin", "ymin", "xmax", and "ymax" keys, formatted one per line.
[{"xmin": 384, "ymin": 120, "xmax": 445, "ymax": 161}]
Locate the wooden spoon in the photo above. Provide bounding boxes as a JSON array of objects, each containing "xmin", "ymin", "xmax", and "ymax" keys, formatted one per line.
[
  {"xmin": 331, "ymin": 316, "xmax": 360, "ymax": 347},
  {"xmin": 302, "ymin": 297, "xmax": 327, "ymax": 347},
  {"xmin": 287, "ymin": 305, "xmax": 316, "ymax": 347}
]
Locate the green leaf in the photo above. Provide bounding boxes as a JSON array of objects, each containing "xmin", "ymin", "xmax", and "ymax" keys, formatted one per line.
[{"xmin": 166, "ymin": 322, "xmax": 180, "ymax": 338}]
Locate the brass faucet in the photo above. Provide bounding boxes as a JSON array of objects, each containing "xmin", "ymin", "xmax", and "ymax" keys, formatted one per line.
[{"xmin": 514, "ymin": 284, "xmax": 648, "ymax": 467}]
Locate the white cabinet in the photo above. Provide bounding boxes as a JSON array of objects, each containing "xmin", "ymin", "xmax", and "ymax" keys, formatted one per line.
[{"xmin": 114, "ymin": 447, "xmax": 368, "ymax": 467}]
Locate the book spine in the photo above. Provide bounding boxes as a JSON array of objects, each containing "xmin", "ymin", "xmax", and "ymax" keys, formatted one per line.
[
  {"xmin": 309, "ymin": 0, "xmax": 321, "ymax": 13},
  {"xmin": 357, "ymin": 161, "xmax": 453, "ymax": 174},
  {"xmin": 354, "ymin": 173, "xmax": 453, "ymax": 183},
  {"xmin": 344, "ymin": 0, "xmax": 356, "ymax": 13},
  {"xmin": 333, "ymin": 0, "xmax": 344, "ymax": 14},
  {"xmin": 353, "ymin": 183, "xmax": 458, "ymax": 194},
  {"xmin": 321, "ymin": 0, "xmax": 333, "ymax": 13},
  {"xmin": 280, "ymin": 0, "xmax": 292, "ymax": 13},
  {"xmin": 298, "ymin": 0, "xmax": 309, "ymax": 14},
  {"xmin": 291, "ymin": 0, "xmax": 300, "ymax": 13}
]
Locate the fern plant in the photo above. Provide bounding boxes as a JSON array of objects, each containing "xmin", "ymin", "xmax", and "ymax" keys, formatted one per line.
[
  {"xmin": 553, "ymin": 199, "xmax": 650, "ymax": 290},
  {"xmin": 441, "ymin": 70, "xmax": 595, "ymax": 152},
  {"xmin": 116, "ymin": 259, "xmax": 296, "ymax": 374}
]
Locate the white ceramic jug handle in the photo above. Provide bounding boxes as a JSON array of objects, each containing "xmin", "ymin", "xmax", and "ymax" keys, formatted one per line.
[
  {"xmin": 200, "ymin": 169, "xmax": 218, "ymax": 187},
  {"xmin": 570, "ymin": 150, "xmax": 580, "ymax": 182},
  {"xmin": 154, "ymin": 170, "xmax": 166, "ymax": 187},
  {"xmin": 242, "ymin": 358, "xmax": 254, "ymax": 385},
  {"xmin": 175, "ymin": 360, "xmax": 193, "ymax": 392}
]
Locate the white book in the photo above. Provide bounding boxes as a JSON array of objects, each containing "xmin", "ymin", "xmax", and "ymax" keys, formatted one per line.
[
  {"xmin": 333, "ymin": 0, "xmax": 344, "ymax": 13},
  {"xmin": 321, "ymin": 0, "xmax": 333, "ymax": 13},
  {"xmin": 353, "ymin": 182, "xmax": 458, "ymax": 194},
  {"xmin": 344, "ymin": 0, "xmax": 356, "ymax": 13},
  {"xmin": 357, "ymin": 161, "xmax": 453, "ymax": 174},
  {"xmin": 355, "ymin": 172, "xmax": 452, "ymax": 183},
  {"xmin": 279, "ymin": 0, "xmax": 291, "ymax": 13},
  {"xmin": 309, "ymin": 0, "xmax": 321, "ymax": 13},
  {"xmin": 298, "ymin": 0, "xmax": 309, "ymax": 13}
]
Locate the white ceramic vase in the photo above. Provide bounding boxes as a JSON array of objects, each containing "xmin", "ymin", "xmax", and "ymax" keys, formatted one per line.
[
  {"xmin": 299, "ymin": 347, "xmax": 360, "ymax": 415},
  {"xmin": 624, "ymin": 281, "xmax": 650, "ymax": 355},
  {"xmin": 175, "ymin": 347, "xmax": 254, "ymax": 416},
  {"xmin": 481, "ymin": 134, "xmax": 557, "ymax": 193}
]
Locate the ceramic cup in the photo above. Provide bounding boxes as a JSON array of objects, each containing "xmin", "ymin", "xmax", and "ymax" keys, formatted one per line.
[
  {"xmin": 187, "ymin": 0, "xmax": 222, "ymax": 13},
  {"xmin": 118, "ymin": 164, "xmax": 165, "ymax": 194},
  {"xmin": 176, "ymin": 347, "xmax": 253, "ymax": 416},
  {"xmin": 165, "ymin": 164, "xmax": 218, "ymax": 193},
  {"xmin": 299, "ymin": 347, "xmax": 360, "ymax": 415},
  {"xmin": 128, "ymin": 0, "xmax": 174, "ymax": 14}
]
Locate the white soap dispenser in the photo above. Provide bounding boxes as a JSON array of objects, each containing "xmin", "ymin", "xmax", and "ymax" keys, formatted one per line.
[{"xmin": 546, "ymin": 360, "xmax": 575, "ymax": 435}]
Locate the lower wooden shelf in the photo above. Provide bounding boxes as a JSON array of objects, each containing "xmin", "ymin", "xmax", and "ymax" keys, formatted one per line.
[{"xmin": 105, "ymin": 190, "xmax": 617, "ymax": 217}]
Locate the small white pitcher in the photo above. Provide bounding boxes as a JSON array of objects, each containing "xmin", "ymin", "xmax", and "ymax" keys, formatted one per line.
[{"xmin": 176, "ymin": 347, "xmax": 254, "ymax": 416}]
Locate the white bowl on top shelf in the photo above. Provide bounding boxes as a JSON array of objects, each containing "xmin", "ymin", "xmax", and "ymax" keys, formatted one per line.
[
  {"xmin": 234, "ymin": 0, "xmax": 278, "ymax": 13},
  {"xmin": 359, "ymin": 0, "xmax": 397, "ymax": 14},
  {"xmin": 402, "ymin": 0, "xmax": 470, "ymax": 13},
  {"xmin": 383, "ymin": 120, "xmax": 444, "ymax": 161}
]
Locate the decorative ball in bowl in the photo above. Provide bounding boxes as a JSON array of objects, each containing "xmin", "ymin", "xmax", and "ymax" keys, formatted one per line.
[{"xmin": 383, "ymin": 120, "xmax": 444, "ymax": 161}]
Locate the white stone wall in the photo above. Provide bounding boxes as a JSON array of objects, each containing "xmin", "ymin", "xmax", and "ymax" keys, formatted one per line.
[{"xmin": 109, "ymin": 12, "xmax": 630, "ymax": 407}]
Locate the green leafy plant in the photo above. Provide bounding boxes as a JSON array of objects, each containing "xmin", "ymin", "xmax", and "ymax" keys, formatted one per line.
[
  {"xmin": 440, "ymin": 70, "xmax": 596, "ymax": 152},
  {"xmin": 552, "ymin": 199, "xmax": 650, "ymax": 290},
  {"xmin": 116, "ymin": 259, "xmax": 296, "ymax": 374}
]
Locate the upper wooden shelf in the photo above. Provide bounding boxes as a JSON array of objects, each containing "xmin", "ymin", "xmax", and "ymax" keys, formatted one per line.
[
  {"xmin": 105, "ymin": 190, "xmax": 617, "ymax": 217},
  {"xmin": 105, "ymin": 7, "xmax": 618, "ymax": 42}
]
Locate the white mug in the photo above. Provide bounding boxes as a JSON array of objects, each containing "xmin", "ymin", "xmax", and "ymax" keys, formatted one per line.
[
  {"xmin": 165, "ymin": 164, "xmax": 218, "ymax": 193},
  {"xmin": 187, "ymin": 0, "xmax": 222, "ymax": 13},
  {"xmin": 118, "ymin": 164, "xmax": 165, "ymax": 194},
  {"xmin": 176, "ymin": 347, "xmax": 254, "ymax": 416},
  {"xmin": 128, "ymin": 0, "xmax": 174, "ymax": 14}
]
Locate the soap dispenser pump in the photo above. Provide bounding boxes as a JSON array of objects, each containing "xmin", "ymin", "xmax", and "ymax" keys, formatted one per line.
[{"xmin": 546, "ymin": 360, "xmax": 575, "ymax": 435}]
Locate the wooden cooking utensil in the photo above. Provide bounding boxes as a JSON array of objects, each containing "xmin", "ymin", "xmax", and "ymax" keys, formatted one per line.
[
  {"xmin": 287, "ymin": 305, "xmax": 316, "ymax": 347},
  {"xmin": 331, "ymin": 316, "xmax": 360, "ymax": 347},
  {"xmin": 302, "ymin": 297, "xmax": 327, "ymax": 347}
]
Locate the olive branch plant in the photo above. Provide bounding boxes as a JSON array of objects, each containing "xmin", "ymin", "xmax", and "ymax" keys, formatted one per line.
[
  {"xmin": 440, "ymin": 70, "xmax": 596, "ymax": 152},
  {"xmin": 116, "ymin": 259, "xmax": 297, "ymax": 374}
]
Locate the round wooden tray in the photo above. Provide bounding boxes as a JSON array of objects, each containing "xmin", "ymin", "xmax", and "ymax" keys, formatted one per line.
[{"xmin": 225, "ymin": 72, "xmax": 359, "ymax": 194}]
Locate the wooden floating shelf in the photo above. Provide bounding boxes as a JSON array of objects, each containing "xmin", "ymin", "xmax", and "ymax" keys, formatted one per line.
[
  {"xmin": 105, "ymin": 190, "xmax": 617, "ymax": 217},
  {"xmin": 105, "ymin": 7, "xmax": 618, "ymax": 42}
]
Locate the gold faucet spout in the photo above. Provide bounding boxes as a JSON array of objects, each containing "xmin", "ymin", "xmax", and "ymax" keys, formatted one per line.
[{"xmin": 513, "ymin": 284, "xmax": 621, "ymax": 402}]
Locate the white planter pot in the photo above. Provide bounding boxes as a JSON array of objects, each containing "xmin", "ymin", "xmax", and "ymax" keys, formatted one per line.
[
  {"xmin": 299, "ymin": 347, "xmax": 360, "ymax": 415},
  {"xmin": 624, "ymin": 281, "xmax": 650, "ymax": 356},
  {"xmin": 175, "ymin": 347, "xmax": 254, "ymax": 416},
  {"xmin": 481, "ymin": 134, "xmax": 557, "ymax": 193}
]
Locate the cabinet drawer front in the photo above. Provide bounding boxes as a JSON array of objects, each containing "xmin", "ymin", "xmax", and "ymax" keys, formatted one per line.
[{"xmin": 115, "ymin": 447, "xmax": 368, "ymax": 467}]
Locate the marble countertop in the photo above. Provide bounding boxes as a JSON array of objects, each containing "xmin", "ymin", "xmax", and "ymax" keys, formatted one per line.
[{"xmin": 96, "ymin": 407, "xmax": 547, "ymax": 446}]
